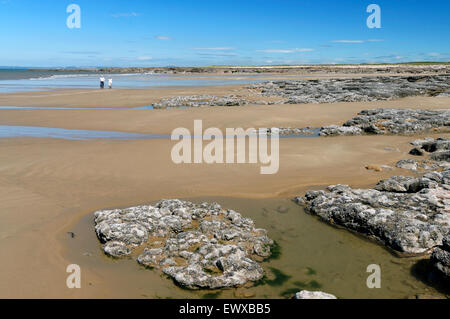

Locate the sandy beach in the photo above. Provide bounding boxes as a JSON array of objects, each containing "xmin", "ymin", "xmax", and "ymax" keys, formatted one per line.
[
  {"xmin": 0, "ymin": 76, "xmax": 449, "ymax": 298},
  {"xmin": 3, "ymin": 2, "xmax": 450, "ymax": 313}
]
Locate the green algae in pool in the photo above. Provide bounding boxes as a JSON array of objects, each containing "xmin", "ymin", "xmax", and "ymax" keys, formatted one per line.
[
  {"xmin": 254, "ymin": 268, "xmax": 292, "ymax": 287},
  {"xmin": 63, "ymin": 196, "xmax": 447, "ymax": 299}
]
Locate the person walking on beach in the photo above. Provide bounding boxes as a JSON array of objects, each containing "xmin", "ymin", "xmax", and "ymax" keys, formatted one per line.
[
  {"xmin": 100, "ymin": 76, "xmax": 105, "ymax": 89},
  {"xmin": 108, "ymin": 78, "xmax": 113, "ymax": 89}
]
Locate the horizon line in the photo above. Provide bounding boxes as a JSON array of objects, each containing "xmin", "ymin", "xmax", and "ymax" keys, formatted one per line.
[{"xmin": 1, "ymin": 61, "xmax": 450, "ymax": 69}]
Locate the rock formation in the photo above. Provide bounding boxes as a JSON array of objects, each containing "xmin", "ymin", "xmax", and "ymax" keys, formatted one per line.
[
  {"xmin": 396, "ymin": 138, "xmax": 450, "ymax": 172},
  {"xmin": 431, "ymin": 233, "xmax": 450, "ymax": 279},
  {"xmin": 153, "ymin": 95, "xmax": 249, "ymax": 108},
  {"xmin": 293, "ymin": 290, "xmax": 337, "ymax": 299},
  {"xmin": 94, "ymin": 199, "xmax": 274, "ymax": 289},
  {"xmin": 319, "ymin": 108, "xmax": 450, "ymax": 136},
  {"xmin": 250, "ymin": 75, "xmax": 450, "ymax": 104},
  {"xmin": 294, "ymin": 169, "xmax": 450, "ymax": 255},
  {"xmin": 269, "ymin": 109, "xmax": 449, "ymax": 137}
]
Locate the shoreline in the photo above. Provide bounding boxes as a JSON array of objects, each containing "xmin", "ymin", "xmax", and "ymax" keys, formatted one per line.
[
  {"xmin": 1, "ymin": 70, "xmax": 448, "ymax": 98},
  {"xmin": 26, "ymin": 64, "xmax": 450, "ymax": 75}
]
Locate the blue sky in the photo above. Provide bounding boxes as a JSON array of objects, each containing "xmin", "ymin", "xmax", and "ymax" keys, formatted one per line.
[{"xmin": 0, "ymin": 0, "xmax": 449, "ymax": 67}]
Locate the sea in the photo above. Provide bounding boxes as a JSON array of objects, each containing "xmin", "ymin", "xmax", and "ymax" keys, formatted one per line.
[{"xmin": 0, "ymin": 68, "xmax": 269, "ymax": 93}]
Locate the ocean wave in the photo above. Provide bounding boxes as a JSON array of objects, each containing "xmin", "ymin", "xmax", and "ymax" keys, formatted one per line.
[
  {"xmin": 28, "ymin": 73, "xmax": 155, "ymax": 80},
  {"xmin": 28, "ymin": 74, "xmax": 96, "ymax": 81}
]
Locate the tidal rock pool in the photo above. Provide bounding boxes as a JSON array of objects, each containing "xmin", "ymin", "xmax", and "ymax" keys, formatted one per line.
[
  {"xmin": 65, "ymin": 197, "xmax": 450, "ymax": 299},
  {"xmin": 0, "ymin": 125, "xmax": 169, "ymax": 140}
]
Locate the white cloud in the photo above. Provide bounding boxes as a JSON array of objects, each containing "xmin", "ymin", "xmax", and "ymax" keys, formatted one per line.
[
  {"xmin": 111, "ymin": 12, "xmax": 140, "ymax": 18},
  {"xmin": 192, "ymin": 47, "xmax": 234, "ymax": 50},
  {"xmin": 427, "ymin": 52, "xmax": 441, "ymax": 57},
  {"xmin": 198, "ymin": 52, "xmax": 237, "ymax": 57},
  {"xmin": 332, "ymin": 40, "xmax": 365, "ymax": 43},
  {"xmin": 137, "ymin": 56, "xmax": 152, "ymax": 61},
  {"xmin": 257, "ymin": 48, "xmax": 314, "ymax": 53},
  {"xmin": 62, "ymin": 51, "xmax": 101, "ymax": 55},
  {"xmin": 155, "ymin": 35, "xmax": 173, "ymax": 41},
  {"xmin": 258, "ymin": 49, "xmax": 294, "ymax": 53},
  {"xmin": 332, "ymin": 39, "xmax": 385, "ymax": 44}
]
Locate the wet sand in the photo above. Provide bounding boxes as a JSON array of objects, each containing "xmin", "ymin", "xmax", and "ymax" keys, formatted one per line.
[
  {"xmin": 1, "ymin": 71, "xmax": 446, "ymax": 108},
  {"xmin": 0, "ymin": 82, "xmax": 449, "ymax": 298},
  {"xmin": 1, "ymin": 94, "xmax": 449, "ymax": 134},
  {"xmin": 0, "ymin": 84, "xmax": 250, "ymax": 108}
]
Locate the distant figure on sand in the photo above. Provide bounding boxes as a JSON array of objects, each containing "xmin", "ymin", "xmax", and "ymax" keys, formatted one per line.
[
  {"xmin": 108, "ymin": 78, "xmax": 113, "ymax": 89},
  {"xmin": 100, "ymin": 76, "xmax": 105, "ymax": 89}
]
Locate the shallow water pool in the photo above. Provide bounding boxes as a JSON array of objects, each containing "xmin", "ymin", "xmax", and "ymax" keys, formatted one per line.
[
  {"xmin": 63, "ymin": 197, "xmax": 448, "ymax": 299},
  {"xmin": 0, "ymin": 125, "xmax": 320, "ymax": 140},
  {"xmin": 0, "ymin": 125, "xmax": 169, "ymax": 140},
  {"xmin": 0, "ymin": 74, "xmax": 274, "ymax": 93}
]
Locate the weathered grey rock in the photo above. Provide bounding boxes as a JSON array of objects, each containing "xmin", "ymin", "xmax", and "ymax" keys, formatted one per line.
[
  {"xmin": 399, "ymin": 138, "xmax": 450, "ymax": 172},
  {"xmin": 437, "ymin": 89, "xmax": 450, "ymax": 97},
  {"xmin": 342, "ymin": 109, "xmax": 450, "ymax": 135},
  {"xmin": 418, "ymin": 138, "xmax": 450, "ymax": 153},
  {"xmin": 396, "ymin": 159, "xmax": 419, "ymax": 171},
  {"xmin": 431, "ymin": 233, "xmax": 450, "ymax": 278},
  {"xmin": 374, "ymin": 176, "xmax": 439, "ymax": 193},
  {"xmin": 411, "ymin": 137, "xmax": 436, "ymax": 147},
  {"xmin": 104, "ymin": 241, "xmax": 132, "ymax": 257},
  {"xmin": 293, "ymin": 290, "xmax": 337, "ymax": 299},
  {"xmin": 259, "ymin": 109, "xmax": 448, "ymax": 138},
  {"xmin": 249, "ymin": 75, "xmax": 450, "ymax": 104},
  {"xmin": 154, "ymin": 95, "xmax": 249, "ymax": 108},
  {"xmin": 294, "ymin": 170, "xmax": 450, "ymax": 255},
  {"xmin": 314, "ymin": 109, "xmax": 449, "ymax": 137},
  {"xmin": 267, "ymin": 127, "xmax": 320, "ymax": 136},
  {"xmin": 162, "ymin": 244, "xmax": 265, "ymax": 289},
  {"xmin": 409, "ymin": 147, "xmax": 425, "ymax": 156},
  {"xmin": 396, "ymin": 159, "xmax": 448, "ymax": 172},
  {"xmin": 263, "ymin": 107, "xmax": 449, "ymax": 137},
  {"xmin": 431, "ymin": 151, "xmax": 450, "ymax": 162},
  {"xmin": 410, "ymin": 138, "xmax": 450, "ymax": 160},
  {"xmin": 319, "ymin": 125, "xmax": 363, "ymax": 136},
  {"xmin": 94, "ymin": 199, "xmax": 274, "ymax": 289}
]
